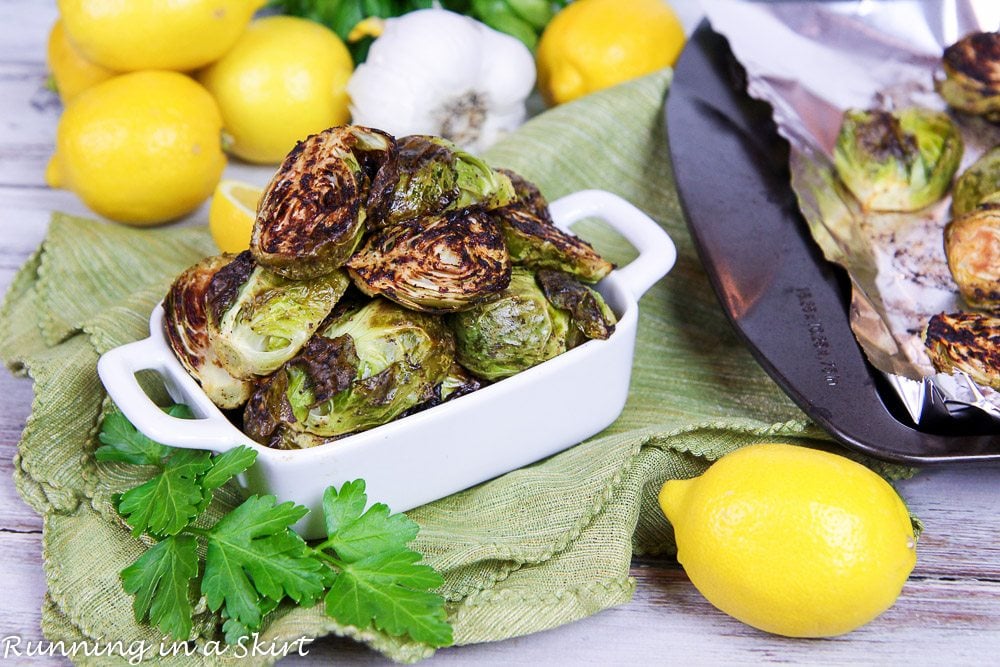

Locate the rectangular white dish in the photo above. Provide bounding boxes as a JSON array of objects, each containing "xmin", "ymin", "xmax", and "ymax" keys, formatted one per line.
[{"xmin": 97, "ymin": 189, "xmax": 676, "ymax": 538}]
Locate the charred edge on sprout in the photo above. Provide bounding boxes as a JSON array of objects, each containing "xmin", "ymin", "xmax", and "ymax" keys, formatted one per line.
[
  {"xmin": 163, "ymin": 259, "xmax": 220, "ymax": 372},
  {"xmin": 853, "ymin": 111, "xmax": 918, "ymax": 164},
  {"xmin": 289, "ymin": 334, "xmax": 359, "ymax": 406},
  {"xmin": 346, "ymin": 208, "xmax": 512, "ymax": 312},
  {"xmin": 944, "ymin": 32, "xmax": 1000, "ymax": 92},
  {"xmin": 926, "ymin": 312, "xmax": 1000, "ymax": 373},
  {"xmin": 497, "ymin": 168, "xmax": 552, "ymax": 222},
  {"xmin": 536, "ymin": 269, "xmax": 615, "ymax": 340},
  {"xmin": 205, "ymin": 251, "xmax": 255, "ymax": 326},
  {"xmin": 243, "ymin": 370, "xmax": 293, "ymax": 444}
]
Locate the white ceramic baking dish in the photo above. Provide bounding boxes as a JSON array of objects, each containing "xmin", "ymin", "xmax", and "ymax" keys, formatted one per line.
[{"xmin": 98, "ymin": 190, "xmax": 676, "ymax": 538}]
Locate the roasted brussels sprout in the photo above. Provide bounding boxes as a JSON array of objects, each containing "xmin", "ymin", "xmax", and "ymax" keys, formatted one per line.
[
  {"xmin": 244, "ymin": 299, "xmax": 455, "ymax": 442},
  {"xmin": 952, "ymin": 146, "xmax": 1000, "ymax": 216},
  {"xmin": 536, "ymin": 269, "xmax": 617, "ymax": 341},
  {"xmin": 382, "ymin": 135, "xmax": 515, "ymax": 226},
  {"xmin": 163, "ymin": 255, "xmax": 253, "ymax": 409},
  {"xmin": 252, "ymin": 126, "xmax": 398, "ymax": 279},
  {"xmin": 925, "ymin": 311, "xmax": 1000, "ymax": 389},
  {"xmin": 937, "ymin": 31, "xmax": 1000, "ymax": 122},
  {"xmin": 451, "ymin": 268, "xmax": 571, "ymax": 381},
  {"xmin": 945, "ymin": 203, "xmax": 1000, "ymax": 310},
  {"xmin": 347, "ymin": 208, "xmax": 512, "ymax": 312},
  {"xmin": 833, "ymin": 108, "xmax": 963, "ymax": 212},
  {"xmin": 493, "ymin": 169, "xmax": 613, "ymax": 282},
  {"xmin": 399, "ymin": 362, "xmax": 485, "ymax": 419},
  {"xmin": 205, "ymin": 251, "xmax": 350, "ymax": 379}
]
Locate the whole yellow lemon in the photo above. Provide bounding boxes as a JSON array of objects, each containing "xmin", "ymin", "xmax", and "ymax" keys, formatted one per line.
[
  {"xmin": 537, "ymin": 0, "xmax": 685, "ymax": 105},
  {"xmin": 57, "ymin": 0, "xmax": 263, "ymax": 72},
  {"xmin": 47, "ymin": 19, "xmax": 116, "ymax": 103},
  {"xmin": 198, "ymin": 16, "xmax": 353, "ymax": 164},
  {"xmin": 46, "ymin": 71, "xmax": 227, "ymax": 226},
  {"xmin": 658, "ymin": 443, "xmax": 917, "ymax": 638}
]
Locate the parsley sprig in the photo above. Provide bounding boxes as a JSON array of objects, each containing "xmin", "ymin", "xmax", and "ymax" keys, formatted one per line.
[{"xmin": 97, "ymin": 408, "xmax": 453, "ymax": 648}]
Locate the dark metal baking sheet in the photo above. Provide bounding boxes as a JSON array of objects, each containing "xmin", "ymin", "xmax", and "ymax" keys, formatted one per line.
[{"xmin": 665, "ymin": 23, "xmax": 1000, "ymax": 463}]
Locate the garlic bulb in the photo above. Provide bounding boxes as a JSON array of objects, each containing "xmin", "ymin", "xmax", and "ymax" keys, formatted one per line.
[{"xmin": 346, "ymin": 9, "xmax": 536, "ymax": 154}]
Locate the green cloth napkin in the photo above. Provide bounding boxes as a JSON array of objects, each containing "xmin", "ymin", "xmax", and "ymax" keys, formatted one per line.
[{"xmin": 0, "ymin": 70, "xmax": 910, "ymax": 665}]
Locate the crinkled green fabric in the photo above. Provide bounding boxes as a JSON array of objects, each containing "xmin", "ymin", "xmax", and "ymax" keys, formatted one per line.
[{"xmin": 1, "ymin": 70, "xmax": 912, "ymax": 665}]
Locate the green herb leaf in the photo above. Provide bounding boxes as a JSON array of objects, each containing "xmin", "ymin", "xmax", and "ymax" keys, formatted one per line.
[
  {"xmin": 96, "ymin": 410, "xmax": 171, "ymax": 465},
  {"xmin": 322, "ymin": 481, "xmax": 419, "ymax": 562},
  {"xmin": 202, "ymin": 446, "xmax": 257, "ymax": 492},
  {"xmin": 121, "ymin": 535, "xmax": 199, "ymax": 640},
  {"xmin": 202, "ymin": 495, "xmax": 327, "ymax": 631},
  {"xmin": 117, "ymin": 450, "xmax": 213, "ymax": 537},
  {"xmin": 318, "ymin": 480, "xmax": 452, "ymax": 646},
  {"xmin": 325, "ymin": 550, "xmax": 451, "ymax": 647}
]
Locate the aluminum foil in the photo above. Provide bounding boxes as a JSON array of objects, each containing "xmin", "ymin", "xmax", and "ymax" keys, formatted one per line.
[{"xmin": 701, "ymin": 0, "xmax": 1000, "ymax": 424}]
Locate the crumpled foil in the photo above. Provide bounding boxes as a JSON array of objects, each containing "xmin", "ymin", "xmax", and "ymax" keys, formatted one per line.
[{"xmin": 702, "ymin": 0, "xmax": 1000, "ymax": 424}]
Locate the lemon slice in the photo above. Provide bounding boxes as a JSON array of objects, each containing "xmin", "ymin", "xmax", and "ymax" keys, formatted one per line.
[{"xmin": 209, "ymin": 179, "xmax": 262, "ymax": 253}]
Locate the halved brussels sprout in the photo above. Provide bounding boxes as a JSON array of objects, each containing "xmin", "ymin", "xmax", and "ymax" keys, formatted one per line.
[
  {"xmin": 346, "ymin": 209, "xmax": 512, "ymax": 312},
  {"xmin": 925, "ymin": 311, "xmax": 1000, "ymax": 389},
  {"xmin": 833, "ymin": 108, "xmax": 963, "ymax": 212},
  {"xmin": 244, "ymin": 299, "xmax": 455, "ymax": 442},
  {"xmin": 205, "ymin": 251, "xmax": 350, "ymax": 379},
  {"xmin": 952, "ymin": 146, "xmax": 1000, "ymax": 216},
  {"xmin": 945, "ymin": 203, "xmax": 1000, "ymax": 310},
  {"xmin": 163, "ymin": 255, "xmax": 253, "ymax": 409},
  {"xmin": 937, "ymin": 31, "xmax": 1000, "ymax": 122},
  {"xmin": 536, "ymin": 269, "xmax": 617, "ymax": 341},
  {"xmin": 493, "ymin": 169, "xmax": 613, "ymax": 283},
  {"xmin": 451, "ymin": 267, "xmax": 571, "ymax": 381},
  {"xmin": 252, "ymin": 126, "xmax": 398, "ymax": 279},
  {"xmin": 401, "ymin": 362, "xmax": 485, "ymax": 418},
  {"xmin": 382, "ymin": 135, "xmax": 515, "ymax": 226}
]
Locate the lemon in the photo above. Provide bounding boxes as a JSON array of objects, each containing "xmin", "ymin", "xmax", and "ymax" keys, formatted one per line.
[
  {"xmin": 46, "ymin": 71, "xmax": 226, "ymax": 226},
  {"xmin": 47, "ymin": 19, "xmax": 116, "ymax": 103},
  {"xmin": 209, "ymin": 180, "xmax": 262, "ymax": 252},
  {"xmin": 56, "ymin": 0, "xmax": 263, "ymax": 72},
  {"xmin": 536, "ymin": 0, "xmax": 686, "ymax": 105},
  {"xmin": 658, "ymin": 443, "xmax": 916, "ymax": 638},
  {"xmin": 198, "ymin": 16, "xmax": 353, "ymax": 164}
]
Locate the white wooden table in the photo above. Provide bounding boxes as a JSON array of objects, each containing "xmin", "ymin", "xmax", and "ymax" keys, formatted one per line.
[{"xmin": 2, "ymin": 1, "xmax": 1000, "ymax": 663}]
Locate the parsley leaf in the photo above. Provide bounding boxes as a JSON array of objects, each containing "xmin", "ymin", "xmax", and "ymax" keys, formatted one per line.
[
  {"xmin": 117, "ymin": 450, "xmax": 213, "ymax": 537},
  {"xmin": 202, "ymin": 446, "xmax": 257, "ymax": 492},
  {"xmin": 322, "ymin": 481, "xmax": 419, "ymax": 561},
  {"xmin": 317, "ymin": 480, "xmax": 452, "ymax": 648},
  {"xmin": 202, "ymin": 495, "xmax": 328, "ymax": 631},
  {"xmin": 121, "ymin": 535, "xmax": 199, "ymax": 640},
  {"xmin": 96, "ymin": 405, "xmax": 193, "ymax": 465}
]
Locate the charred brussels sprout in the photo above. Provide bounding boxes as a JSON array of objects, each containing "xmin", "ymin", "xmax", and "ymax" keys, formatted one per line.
[
  {"xmin": 205, "ymin": 251, "xmax": 350, "ymax": 379},
  {"xmin": 945, "ymin": 203, "xmax": 1000, "ymax": 310},
  {"xmin": 382, "ymin": 135, "xmax": 515, "ymax": 226},
  {"xmin": 925, "ymin": 311, "xmax": 1000, "ymax": 389},
  {"xmin": 163, "ymin": 256, "xmax": 253, "ymax": 409},
  {"xmin": 493, "ymin": 169, "xmax": 613, "ymax": 282},
  {"xmin": 952, "ymin": 146, "xmax": 1000, "ymax": 216},
  {"xmin": 451, "ymin": 268, "xmax": 571, "ymax": 381},
  {"xmin": 252, "ymin": 126, "xmax": 398, "ymax": 279},
  {"xmin": 833, "ymin": 108, "xmax": 963, "ymax": 212},
  {"xmin": 937, "ymin": 31, "xmax": 1000, "ymax": 122},
  {"xmin": 347, "ymin": 208, "xmax": 512, "ymax": 312},
  {"xmin": 244, "ymin": 299, "xmax": 455, "ymax": 442},
  {"xmin": 536, "ymin": 269, "xmax": 617, "ymax": 341}
]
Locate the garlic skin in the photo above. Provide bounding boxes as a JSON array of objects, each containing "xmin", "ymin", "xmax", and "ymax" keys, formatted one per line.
[{"xmin": 347, "ymin": 9, "xmax": 536, "ymax": 154}]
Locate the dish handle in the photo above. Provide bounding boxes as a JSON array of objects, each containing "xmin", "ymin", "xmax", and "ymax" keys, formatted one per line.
[
  {"xmin": 549, "ymin": 189, "xmax": 677, "ymax": 300},
  {"xmin": 97, "ymin": 327, "xmax": 242, "ymax": 453}
]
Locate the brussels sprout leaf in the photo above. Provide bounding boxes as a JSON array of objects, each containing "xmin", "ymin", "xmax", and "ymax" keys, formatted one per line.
[{"xmin": 121, "ymin": 535, "xmax": 199, "ymax": 641}]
